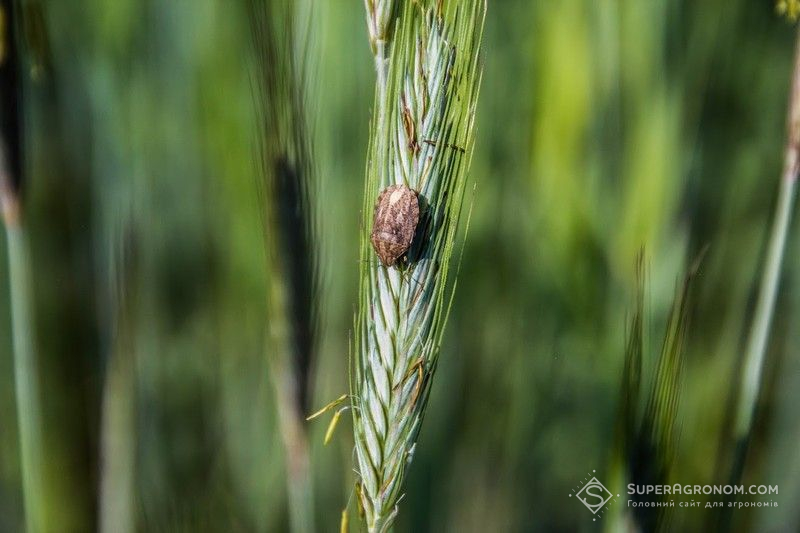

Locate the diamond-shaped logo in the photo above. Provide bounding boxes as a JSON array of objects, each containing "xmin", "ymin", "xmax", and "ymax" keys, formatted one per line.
[{"xmin": 574, "ymin": 476, "xmax": 613, "ymax": 514}]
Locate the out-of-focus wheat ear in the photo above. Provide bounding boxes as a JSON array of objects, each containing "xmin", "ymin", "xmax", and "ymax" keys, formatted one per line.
[
  {"xmin": 606, "ymin": 253, "xmax": 646, "ymax": 531},
  {"xmin": 0, "ymin": 2, "xmax": 46, "ymax": 532},
  {"xmin": 248, "ymin": 1, "xmax": 320, "ymax": 532},
  {"xmin": 777, "ymin": 0, "xmax": 800, "ymax": 21},
  {"xmin": 352, "ymin": 1, "xmax": 486, "ymax": 531},
  {"xmin": 606, "ymin": 252, "xmax": 701, "ymax": 533},
  {"xmin": 631, "ymin": 252, "xmax": 702, "ymax": 532},
  {"xmin": 606, "ymin": 253, "xmax": 645, "ymax": 532},
  {"xmin": 622, "ymin": 253, "xmax": 646, "ymax": 449}
]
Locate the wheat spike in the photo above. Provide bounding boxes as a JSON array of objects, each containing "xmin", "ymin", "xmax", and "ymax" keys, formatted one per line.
[{"xmin": 351, "ymin": 1, "xmax": 486, "ymax": 531}]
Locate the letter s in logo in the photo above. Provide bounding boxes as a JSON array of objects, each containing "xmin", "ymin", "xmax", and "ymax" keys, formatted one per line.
[{"xmin": 575, "ymin": 477, "xmax": 614, "ymax": 514}]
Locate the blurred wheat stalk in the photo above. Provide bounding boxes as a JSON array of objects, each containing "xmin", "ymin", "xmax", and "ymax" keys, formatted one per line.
[
  {"xmin": 0, "ymin": 175, "xmax": 44, "ymax": 533},
  {"xmin": 249, "ymin": 0, "xmax": 319, "ymax": 532},
  {"xmin": 727, "ymin": 19, "xmax": 800, "ymax": 485},
  {"xmin": 351, "ymin": 1, "xmax": 485, "ymax": 530},
  {"xmin": 0, "ymin": 2, "xmax": 47, "ymax": 531}
]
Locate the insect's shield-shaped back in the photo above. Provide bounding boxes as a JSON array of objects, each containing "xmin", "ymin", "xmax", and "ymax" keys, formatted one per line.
[{"xmin": 370, "ymin": 184, "xmax": 420, "ymax": 266}]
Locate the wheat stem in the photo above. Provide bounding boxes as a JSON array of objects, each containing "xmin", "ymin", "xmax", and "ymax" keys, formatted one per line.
[
  {"xmin": 99, "ymin": 327, "xmax": 136, "ymax": 533},
  {"xmin": 2, "ymin": 158, "xmax": 46, "ymax": 533},
  {"xmin": 1, "ymin": 2, "xmax": 46, "ymax": 528},
  {"xmin": 733, "ymin": 26, "xmax": 800, "ymax": 444},
  {"xmin": 3, "ymin": 216, "xmax": 46, "ymax": 533}
]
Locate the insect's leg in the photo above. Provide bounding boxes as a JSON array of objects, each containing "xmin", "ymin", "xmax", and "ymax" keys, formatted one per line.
[{"xmin": 422, "ymin": 138, "xmax": 466, "ymax": 153}]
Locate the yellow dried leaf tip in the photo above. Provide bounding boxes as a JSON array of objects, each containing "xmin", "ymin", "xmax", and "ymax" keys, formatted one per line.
[
  {"xmin": 324, "ymin": 409, "xmax": 343, "ymax": 445},
  {"xmin": 778, "ymin": 0, "xmax": 800, "ymax": 21}
]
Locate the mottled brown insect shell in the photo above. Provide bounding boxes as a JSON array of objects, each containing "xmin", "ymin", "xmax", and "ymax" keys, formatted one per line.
[{"xmin": 370, "ymin": 184, "xmax": 420, "ymax": 266}]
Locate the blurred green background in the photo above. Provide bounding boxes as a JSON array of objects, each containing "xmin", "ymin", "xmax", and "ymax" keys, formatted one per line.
[{"xmin": 0, "ymin": 0, "xmax": 799, "ymax": 531}]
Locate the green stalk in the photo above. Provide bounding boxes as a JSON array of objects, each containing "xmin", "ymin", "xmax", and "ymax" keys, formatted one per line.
[
  {"xmin": 2, "ymin": 202, "xmax": 45, "ymax": 533},
  {"xmin": 716, "ymin": 28, "xmax": 800, "ymax": 531},
  {"xmin": 99, "ymin": 273, "xmax": 136, "ymax": 533},
  {"xmin": 99, "ymin": 349, "xmax": 135, "ymax": 533},
  {"xmin": 733, "ymin": 27, "xmax": 800, "ymax": 445},
  {"xmin": 1, "ymin": 1, "xmax": 45, "ymax": 527}
]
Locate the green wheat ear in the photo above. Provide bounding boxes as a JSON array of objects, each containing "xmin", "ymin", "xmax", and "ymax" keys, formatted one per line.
[
  {"xmin": 350, "ymin": 1, "xmax": 486, "ymax": 531},
  {"xmin": 249, "ymin": 0, "xmax": 319, "ymax": 532}
]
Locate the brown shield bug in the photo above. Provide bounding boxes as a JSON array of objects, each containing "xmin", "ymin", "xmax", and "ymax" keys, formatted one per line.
[{"xmin": 370, "ymin": 184, "xmax": 420, "ymax": 266}]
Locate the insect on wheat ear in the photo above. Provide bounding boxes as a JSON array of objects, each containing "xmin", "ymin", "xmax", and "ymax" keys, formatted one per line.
[{"xmin": 370, "ymin": 184, "xmax": 421, "ymax": 266}]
